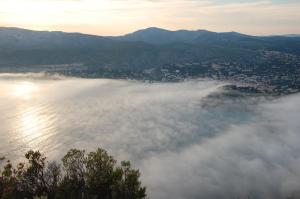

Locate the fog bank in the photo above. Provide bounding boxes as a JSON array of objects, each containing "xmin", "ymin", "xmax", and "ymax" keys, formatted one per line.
[{"xmin": 0, "ymin": 74, "xmax": 300, "ymax": 199}]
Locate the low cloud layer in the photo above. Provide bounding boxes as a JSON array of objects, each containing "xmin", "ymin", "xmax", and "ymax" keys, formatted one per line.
[
  {"xmin": 141, "ymin": 94, "xmax": 300, "ymax": 199},
  {"xmin": 1, "ymin": 74, "xmax": 300, "ymax": 199}
]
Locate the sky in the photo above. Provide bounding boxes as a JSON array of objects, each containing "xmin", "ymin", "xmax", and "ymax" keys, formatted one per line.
[{"xmin": 0, "ymin": 0, "xmax": 299, "ymax": 36}]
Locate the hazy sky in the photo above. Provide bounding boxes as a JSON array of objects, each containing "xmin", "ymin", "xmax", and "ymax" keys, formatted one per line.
[{"xmin": 0, "ymin": 0, "xmax": 299, "ymax": 35}]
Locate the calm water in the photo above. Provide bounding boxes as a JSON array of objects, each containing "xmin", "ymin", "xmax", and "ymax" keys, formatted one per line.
[{"xmin": 1, "ymin": 73, "xmax": 300, "ymax": 199}]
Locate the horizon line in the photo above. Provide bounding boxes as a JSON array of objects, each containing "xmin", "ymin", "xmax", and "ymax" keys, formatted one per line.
[{"xmin": 1, "ymin": 26, "xmax": 300, "ymax": 37}]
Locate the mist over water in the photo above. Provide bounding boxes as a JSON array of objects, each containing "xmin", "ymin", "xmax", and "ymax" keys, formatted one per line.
[{"xmin": 1, "ymin": 73, "xmax": 300, "ymax": 199}]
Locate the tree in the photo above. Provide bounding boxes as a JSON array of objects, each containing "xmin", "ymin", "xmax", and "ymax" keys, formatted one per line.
[
  {"xmin": 0, "ymin": 148, "xmax": 147, "ymax": 199},
  {"xmin": 85, "ymin": 148, "xmax": 117, "ymax": 199},
  {"xmin": 85, "ymin": 148, "xmax": 146, "ymax": 199},
  {"xmin": 58, "ymin": 149, "xmax": 86, "ymax": 199},
  {"xmin": 117, "ymin": 161, "xmax": 146, "ymax": 199},
  {"xmin": 44, "ymin": 161, "xmax": 61, "ymax": 199},
  {"xmin": 1, "ymin": 160, "xmax": 17, "ymax": 199},
  {"xmin": 19, "ymin": 150, "xmax": 48, "ymax": 199}
]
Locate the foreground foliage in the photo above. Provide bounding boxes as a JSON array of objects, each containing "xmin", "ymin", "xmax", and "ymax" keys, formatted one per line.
[{"xmin": 0, "ymin": 148, "xmax": 147, "ymax": 199}]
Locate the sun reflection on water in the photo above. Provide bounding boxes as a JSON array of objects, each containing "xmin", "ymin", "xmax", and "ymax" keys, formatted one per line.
[
  {"xmin": 2, "ymin": 80, "xmax": 59, "ymax": 151},
  {"xmin": 16, "ymin": 104, "xmax": 57, "ymax": 150},
  {"xmin": 11, "ymin": 81, "xmax": 39, "ymax": 100},
  {"xmin": 19, "ymin": 108, "xmax": 43, "ymax": 140}
]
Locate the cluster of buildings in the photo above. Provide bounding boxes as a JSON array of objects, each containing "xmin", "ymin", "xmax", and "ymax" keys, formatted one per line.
[{"xmin": 144, "ymin": 51, "xmax": 300, "ymax": 95}]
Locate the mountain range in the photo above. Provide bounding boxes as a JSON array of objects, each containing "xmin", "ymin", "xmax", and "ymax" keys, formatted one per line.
[{"xmin": 0, "ymin": 27, "xmax": 300, "ymax": 71}]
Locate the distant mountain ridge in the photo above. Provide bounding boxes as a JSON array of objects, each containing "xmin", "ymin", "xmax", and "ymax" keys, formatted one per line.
[
  {"xmin": 0, "ymin": 26, "xmax": 300, "ymax": 70},
  {"xmin": 111, "ymin": 27, "xmax": 267, "ymax": 45},
  {"xmin": 0, "ymin": 27, "xmax": 110, "ymax": 50},
  {"xmin": 111, "ymin": 27, "xmax": 214, "ymax": 44}
]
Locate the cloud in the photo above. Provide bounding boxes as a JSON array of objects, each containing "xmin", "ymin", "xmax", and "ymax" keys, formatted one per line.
[
  {"xmin": 140, "ymin": 93, "xmax": 300, "ymax": 198},
  {"xmin": 1, "ymin": 75, "xmax": 300, "ymax": 198}
]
